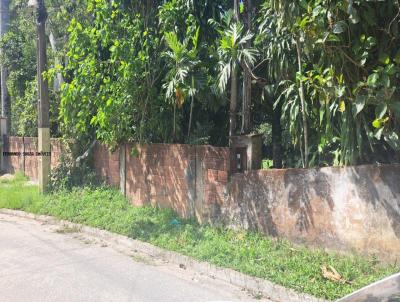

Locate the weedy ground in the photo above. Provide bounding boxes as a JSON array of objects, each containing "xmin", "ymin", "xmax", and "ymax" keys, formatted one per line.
[{"xmin": 0, "ymin": 173, "xmax": 398, "ymax": 301}]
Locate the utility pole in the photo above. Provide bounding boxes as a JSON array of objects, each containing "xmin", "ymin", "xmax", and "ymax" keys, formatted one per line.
[
  {"xmin": 29, "ymin": 0, "xmax": 50, "ymax": 192},
  {"xmin": 0, "ymin": 0, "xmax": 10, "ymax": 133}
]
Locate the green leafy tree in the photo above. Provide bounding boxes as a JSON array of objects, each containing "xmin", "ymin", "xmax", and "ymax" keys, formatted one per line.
[
  {"xmin": 256, "ymin": 0, "xmax": 400, "ymax": 166},
  {"xmin": 3, "ymin": 0, "xmax": 399, "ymax": 167},
  {"xmin": 57, "ymin": 0, "xmax": 171, "ymax": 147}
]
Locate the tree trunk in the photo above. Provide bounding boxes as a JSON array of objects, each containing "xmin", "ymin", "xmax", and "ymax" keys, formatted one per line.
[
  {"xmin": 49, "ymin": 31, "xmax": 64, "ymax": 91},
  {"xmin": 241, "ymin": 0, "xmax": 252, "ymax": 134},
  {"xmin": 0, "ymin": 0, "xmax": 10, "ymax": 133},
  {"xmin": 188, "ymin": 96, "xmax": 194, "ymax": 140},
  {"xmin": 295, "ymin": 36, "xmax": 309, "ymax": 168},
  {"xmin": 173, "ymin": 103, "xmax": 176, "ymax": 142},
  {"xmin": 272, "ymin": 102, "xmax": 283, "ymax": 168},
  {"xmin": 229, "ymin": 65, "xmax": 238, "ymax": 139},
  {"xmin": 230, "ymin": 0, "xmax": 240, "ymax": 142},
  {"xmin": 242, "ymin": 70, "xmax": 252, "ymax": 134},
  {"xmin": 233, "ymin": 0, "xmax": 240, "ymax": 21},
  {"xmin": 187, "ymin": 76, "xmax": 195, "ymax": 140}
]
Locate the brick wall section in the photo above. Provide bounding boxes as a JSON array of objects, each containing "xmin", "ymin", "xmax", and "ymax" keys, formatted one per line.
[
  {"xmin": 93, "ymin": 143, "xmax": 120, "ymax": 188},
  {"xmin": 3, "ymin": 136, "xmax": 64, "ymax": 181},
  {"xmin": 195, "ymin": 146, "xmax": 230, "ymax": 223},
  {"xmin": 23, "ymin": 137, "xmax": 38, "ymax": 180},
  {"xmin": 125, "ymin": 144, "xmax": 196, "ymax": 218},
  {"xmin": 122, "ymin": 144, "xmax": 230, "ymax": 219},
  {"xmin": 3, "ymin": 137, "xmax": 23, "ymax": 174},
  {"xmin": 50, "ymin": 139, "xmax": 63, "ymax": 170}
]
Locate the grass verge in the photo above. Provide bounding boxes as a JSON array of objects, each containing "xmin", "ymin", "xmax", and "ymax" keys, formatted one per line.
[{"xmin": 0, "ymin": 176, "xmax": 398, "ymax": 301}]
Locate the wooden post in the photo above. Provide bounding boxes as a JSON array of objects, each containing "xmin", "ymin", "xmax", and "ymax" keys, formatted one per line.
[{"xmin": 233, "ymin": 0, "xmax": 240, "ymax": 21}]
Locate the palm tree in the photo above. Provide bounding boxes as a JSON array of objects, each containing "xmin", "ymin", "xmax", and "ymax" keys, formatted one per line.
[
  {"xmin": 163, "ymin": 29, "xmax": 205, "ymax": 141},
  {"xmin": 217, "ymin": 21, "xmax": 257, "ymax": 138}
]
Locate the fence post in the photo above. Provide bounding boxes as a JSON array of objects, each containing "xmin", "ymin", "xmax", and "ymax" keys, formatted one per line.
[{"xmin": 119, "ymin": 144, "xmax": 126, "ymax": 197}]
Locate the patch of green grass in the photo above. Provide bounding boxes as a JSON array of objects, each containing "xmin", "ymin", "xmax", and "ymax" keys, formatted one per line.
[
  {"xmin": 0, "ymin": 173, "xmax": 44, "ymax": 212},
  {"xmin": 0, "ymin": 180, "xmax": 398, "ymax": 300}
]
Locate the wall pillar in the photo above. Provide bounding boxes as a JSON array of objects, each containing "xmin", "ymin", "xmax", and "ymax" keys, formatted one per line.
[
  {"xmin": 230, "ymin": 134, "xmax": 263, "ymax": 173},
  {"xmin": 187, "ymin": 146, "xmax": 197, "ymax": 218},
  {"xmin": 20, "ymin": 136, "xmax": 25, "ymax": 174},
  {"xmin": 119, "ymin": 144, "xmax": 126, "ymax": 197}
]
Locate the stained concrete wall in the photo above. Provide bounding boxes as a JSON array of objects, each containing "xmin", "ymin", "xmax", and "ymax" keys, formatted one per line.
[{"xmin": 223, "ymin": 165, "xmax": 400, "ymax": 260}]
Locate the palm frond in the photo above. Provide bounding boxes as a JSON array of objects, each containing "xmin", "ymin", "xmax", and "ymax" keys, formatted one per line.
[
  {"xmin": 240, "ymin": 48, "xmax": 258, "ymax": 66},
  {"xmin": 218, "ymin": 61, "xmax": 231, "ymax": 92},
  {"xmin": 164, "ymin": 32, "xmax": 184, "ymax": 57},
  {"xmin": 238, "ymin": 32, "xmax": 254, "ymax": 46}
]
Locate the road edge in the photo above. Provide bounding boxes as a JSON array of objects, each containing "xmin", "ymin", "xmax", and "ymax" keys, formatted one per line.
[{"xmin": 0, "ymin": 209, "xmax": 329, "ymax": 302}]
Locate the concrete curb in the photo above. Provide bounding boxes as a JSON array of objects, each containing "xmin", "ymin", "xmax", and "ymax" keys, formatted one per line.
[{"xmin": 0, "ymin": 209, "xmax": 329, "ymax": 302}]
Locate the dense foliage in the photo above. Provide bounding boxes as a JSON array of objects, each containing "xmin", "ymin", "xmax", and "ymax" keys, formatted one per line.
[{"xmin": 2, "ymin": 0, "xmax": 400, "ymax": 167}]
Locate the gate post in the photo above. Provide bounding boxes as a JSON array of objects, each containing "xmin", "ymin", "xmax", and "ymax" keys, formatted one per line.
[{"xmin": 230, "ymin": 134, "xmax": 263, "ymax": 173}]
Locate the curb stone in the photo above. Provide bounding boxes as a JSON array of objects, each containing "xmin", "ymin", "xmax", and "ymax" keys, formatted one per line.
[{"xmin": 0, "ymin": 209, "xmax": 329, "ymax": 302}]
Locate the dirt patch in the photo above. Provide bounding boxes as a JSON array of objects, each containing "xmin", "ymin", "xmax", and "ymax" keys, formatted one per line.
[
  {"xmin": 55, "ymin": 225, "xmax": 82, "ymax": 234},
  {"xmin": 24, "ymin": 180, "xmax": 38, "ymax": 186},
  {"xmin": 0, "ymin": 174, "xmax": 15, "ymax": 182}
]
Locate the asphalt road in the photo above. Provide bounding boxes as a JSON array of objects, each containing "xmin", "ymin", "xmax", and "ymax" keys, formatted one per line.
[{"xmin": 0, "ymin": 213, "xmax": 267, "ymax": 302}]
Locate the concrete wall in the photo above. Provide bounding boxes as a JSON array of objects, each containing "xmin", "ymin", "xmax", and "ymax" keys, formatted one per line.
[
  {"xmin": 3, "ymin": 137, "xmax": 400, "ymax": 259},
  {"xmin": 224, "ymin": 166, "xmax": 400, "ymax": 260}
]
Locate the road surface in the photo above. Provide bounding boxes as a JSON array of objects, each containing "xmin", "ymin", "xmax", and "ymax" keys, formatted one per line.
[{"xmin": 0, "ymin": 213, "xmax": 268, "ymax": 302}]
